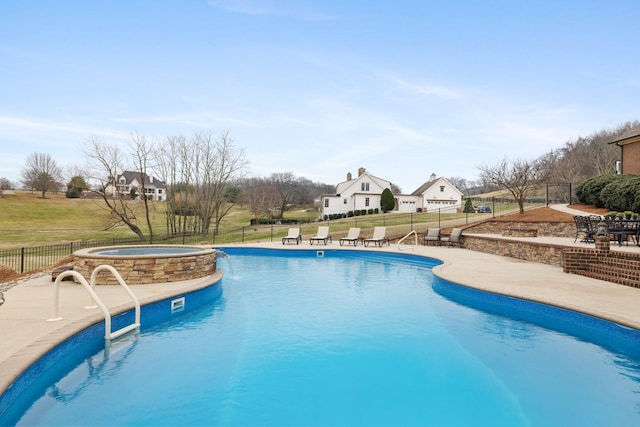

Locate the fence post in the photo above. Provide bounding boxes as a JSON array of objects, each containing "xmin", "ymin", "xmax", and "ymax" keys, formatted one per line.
[
  {"xmin": 20, "ymin": 247, "xmax": 25, "ymax": 273},
  {"xmin": 242, "ymin": 226, "xmax": 245, "ymax": 243}
]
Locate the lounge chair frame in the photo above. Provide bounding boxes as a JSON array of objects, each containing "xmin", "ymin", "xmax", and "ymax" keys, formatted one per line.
[
  {"xmin": 310, "ymin": 226, "xmax": 332, "ymax": 245},
  {"xmin": 363, "ymin": 227, "xmax": 389, "ymax": 247},
  {"xmin": 339, "ymin": 228, "xmax": 361, "ymax": 246},
  {"xmin": 282, "ymin": 228, "xmax": 302, "ymax": 245}
]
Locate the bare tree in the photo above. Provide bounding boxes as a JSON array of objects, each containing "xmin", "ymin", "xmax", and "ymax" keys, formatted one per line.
[
  {"xmin": 20, "ymin": 152, "xmax": 63, "ymax": 198},
  {"xmin": 539, "ymin": 120, "xmax": 639, "ymax": 186},
  {"xmin": 0, "ymin": 177, "xmax": 12, "ymax": 197},
  {"xmin": 192, "ymin": 131, "xmax": 248, "ymax": 235},
  {"xmin": 243, "ymin": 177, "xmax": 279, "ymax": 222},
  {"xmin": 155, "ymin": 135, "xmax": 190, "ymax": 235},
  {"xmin": 130, "ymin": 132, "xmax": 155, "ymax": 241},
  {"xmin": 154, "ymin": 131, "xmax": 247, "ymax": 236},
  {"xmin": 84, "ymin": 137, "xmax": 145, "ymax": 240},
  {"xmin": 478, "ymin": 157, "xmax": 544, "ymax": 214},
  {"xmin": 270, "ymin": 172, "xmax": 297, "ymax": 218}
]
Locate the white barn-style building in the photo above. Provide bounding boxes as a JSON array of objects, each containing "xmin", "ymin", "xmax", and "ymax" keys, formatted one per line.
[{"xmin": 320, "ymin": 168, "xmax": 463, "ymax": 218}]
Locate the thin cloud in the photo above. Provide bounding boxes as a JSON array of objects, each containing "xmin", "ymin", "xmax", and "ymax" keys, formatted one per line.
[
  {"xmin": 208, "ymin": 0, "xmax": 335, "ymax": 21},
  {"xmin": 388, "ymin": 75, "xmax": 462, "ymax": 100},
  {"xmin": 0, "ymin": 115, "xmax": 129, "ymax": 141}
]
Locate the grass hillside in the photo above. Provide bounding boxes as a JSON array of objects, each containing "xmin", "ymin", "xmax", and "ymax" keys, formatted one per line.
[
  {"xmin": 0, "ymin": 191, "xmax": 157, "ymax": 249},
  {"xmin": 0, "ymin": 191, "xmax": 315, "ymax": 249}
]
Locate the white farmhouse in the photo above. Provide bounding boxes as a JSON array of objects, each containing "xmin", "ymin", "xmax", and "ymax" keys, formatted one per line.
[
  {"xmin": 104, "ymin": 171, "xmax": 166, "ymax": 201},
  {"xmin": 320, "ymin": 169, "xmax": 463, "ymax": 217},
  {"xmin": 320, "ymin": 168, "xmax": 391, "ymax": 217}
]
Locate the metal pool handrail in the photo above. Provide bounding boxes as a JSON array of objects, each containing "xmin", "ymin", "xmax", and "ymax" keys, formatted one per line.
[
  {"xmin": 397, "ymin": 230, "xmax": 418, "ymax": 251},
  {"xmin": 48, "ymin": 265, "xmax": 141, "ymax": 342}
]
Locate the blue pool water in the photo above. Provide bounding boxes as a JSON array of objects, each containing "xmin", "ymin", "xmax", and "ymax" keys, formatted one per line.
[{"xmin": 3, "ymin": 248, "xmax": 640, "ymax": 426}]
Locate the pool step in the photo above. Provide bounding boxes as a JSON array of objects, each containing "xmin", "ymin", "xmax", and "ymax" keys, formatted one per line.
[{"xmin": 579, "ymin": 260, "xmax": 640, "ymax": 288}]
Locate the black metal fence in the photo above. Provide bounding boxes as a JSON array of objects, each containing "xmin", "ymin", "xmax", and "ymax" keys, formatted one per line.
[{"xmin": 0, "ymin": 199, "xmax": 545, "ymax": 274}]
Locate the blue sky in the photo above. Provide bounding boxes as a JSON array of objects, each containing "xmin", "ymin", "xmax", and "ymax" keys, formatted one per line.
[{"xmin": 1, "ymin": 0, "xmax": 639, "ymax": 192}]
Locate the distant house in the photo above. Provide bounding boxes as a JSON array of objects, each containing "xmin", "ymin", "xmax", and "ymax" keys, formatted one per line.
[
  {"xmin": 406, "ymin": 173, "xmax": 464, "ymax": 213},
  {"xmin": 320, "ymin": 168, "xmax": 392, "ymax": 217},
  {"xmin": 319, "ymin": 168, "xmax": 463, "ymax": 217},
  {"xmin": 609, "ymin": 124, "xmax": 640, "ymax": 174},
  {"xmin": 104, "ymin": 171, "xmax": 166, "ymax": 201}
]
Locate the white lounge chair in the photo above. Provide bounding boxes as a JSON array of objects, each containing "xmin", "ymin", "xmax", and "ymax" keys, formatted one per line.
[
  {"xmin": 339, "ymin": 227, "xmax": 361, "ymax": 246},
  {"xmin": 310, "ymin": 226, "xmax": 332, "ymax": 245},
  {"xmin": 282, "ymin": 228, "xmax": 301, "ymax": 245},
  {"xmin": 364, "ymin": 226, "xmax": 388, "ymax": 247},
  {"xmin": 423, "ymin": 228, "xmax": 441, "ymax": 246},
  {"xmin": 440, "ymin": 228, "xmax": 462, "ymax": 247}
]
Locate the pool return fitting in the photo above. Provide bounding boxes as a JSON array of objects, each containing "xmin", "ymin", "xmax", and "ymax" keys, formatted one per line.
[{"xmin": 48, "ymin": 265, "xmax": 141, "ymax": 344}]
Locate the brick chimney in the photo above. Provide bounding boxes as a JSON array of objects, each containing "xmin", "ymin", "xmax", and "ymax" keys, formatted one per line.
[
  {"xmin": 347, "ymin": 172, "xmax": 352, "ymax": 181},
  {"xmin": 358, "ymin": 167, "xmax": 366, "ymax": 177}
]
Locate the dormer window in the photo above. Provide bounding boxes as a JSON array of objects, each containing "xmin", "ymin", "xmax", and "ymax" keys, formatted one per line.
[
  {"xmin": 361, "ymin": 182, "xmax": 370, "ymax": 191},
  {"xmin": 119, "ymin": 177, "xmax": 126, "ymax": 184}
]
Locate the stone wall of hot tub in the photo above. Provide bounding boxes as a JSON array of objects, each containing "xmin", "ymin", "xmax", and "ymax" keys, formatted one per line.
[{"xmin": 73, "ymin": 247, "xmax": 218, "ymax": 285}]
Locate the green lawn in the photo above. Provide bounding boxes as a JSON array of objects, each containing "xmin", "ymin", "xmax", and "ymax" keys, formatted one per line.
[
  {"xmin": 0, "ymin": 190, "xmax": 537, "ymax": 250},
  {"xmin": 0, "ymin": 191, "xmax": 315, "ymax": 249}
]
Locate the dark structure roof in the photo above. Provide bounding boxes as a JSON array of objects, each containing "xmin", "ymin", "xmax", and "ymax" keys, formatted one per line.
[
  {"xmin": 119, "ymin": 171, "xmax": 165, "ymax": 188},
  {"xmin": 410, "ymin": 180, "xmax": 438, "ymax": 196},
  {"xmin": 609, "ymin": 124, "xmax": 640, "ymax": 145}
]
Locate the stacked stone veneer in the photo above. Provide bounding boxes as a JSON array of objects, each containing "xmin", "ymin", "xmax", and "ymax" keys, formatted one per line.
[
  {"xmin": 461, "ymin": 234, "xmax": 566, "ymax": 266},
  {"xmin": 467, "ymin": 220, "xmax": 575, "ymax": 237},
  {"xmin": 74, "ymin": 247, "xmax": 217, "ymax": 285},
  {"xmin": 459, "ymin": 221, "xmax": 640, "ymax": 288}
]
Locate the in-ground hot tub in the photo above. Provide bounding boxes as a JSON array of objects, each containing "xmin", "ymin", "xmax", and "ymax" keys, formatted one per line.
[{"xmin": 73, "ymin": 245, "xmax": 217, "ymax": 285}]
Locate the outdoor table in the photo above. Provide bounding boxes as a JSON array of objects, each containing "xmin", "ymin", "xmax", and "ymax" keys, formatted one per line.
[{"xmin": 605, "ymin": 218, "xmax": 640, "ymax": 246}]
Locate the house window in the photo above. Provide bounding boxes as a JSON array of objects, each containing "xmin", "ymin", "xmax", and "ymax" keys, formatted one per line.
[
  {"xmin": 361, "ymin": 182, "xmax": 369, "ymax": 191},
  {"xmin": 343, "ymin": 198, "xmax": 347, "ymax": 204},
  {"xmin": 365, "ymin": 197, "xmax": 370, "ymax": 207},
  {"xmin": 324, "ymin": 199, "xmax": 329, "ymax": 208},
  {"xmin": 440, "ymin": 186, "xmax": 445, "ymax": 192}
]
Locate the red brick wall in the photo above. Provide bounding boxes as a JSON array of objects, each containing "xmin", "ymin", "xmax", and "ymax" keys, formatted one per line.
[{"xmin": 622, "ymin": 142, "xmax": 640, "ymax": 174}]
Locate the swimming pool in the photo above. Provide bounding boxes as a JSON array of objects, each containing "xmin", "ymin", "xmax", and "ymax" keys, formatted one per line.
[{"xmin": 3, "ymin": 248, "xmax": 640, "ymax": 425}]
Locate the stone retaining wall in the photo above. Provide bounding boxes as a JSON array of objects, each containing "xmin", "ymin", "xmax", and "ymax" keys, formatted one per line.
[
  {"xmin": 461, "ymin": 234, "xmax": 566, "ymax": 266},
  {"xmin": 74, "ymin": 246, "xmax": 217, "ymax": 285},
  {"xmin": 467, "ymin": 220, "xmax": 575, "ymax": 238}
]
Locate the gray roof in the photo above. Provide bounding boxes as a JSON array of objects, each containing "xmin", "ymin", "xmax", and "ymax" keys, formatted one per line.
[
  {"xmin": 410, "ymin": 180, "xmax": 437, "ymax": 196},
  {"xmin": 610, "ymin": 124, "xmax": 640, "ymax": 144},
  {"xmin": 119, "ymin": 171, "xmax": 165, "ymax": 188}
]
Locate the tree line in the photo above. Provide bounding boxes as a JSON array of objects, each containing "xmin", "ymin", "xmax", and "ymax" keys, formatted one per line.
[
  {"xmin": 475, "ymin": 120, "xmax": 638, "ymax": 213},
  {"xmin": 3, "ymin": 120, "xmax": 637, "ymax": 226}
]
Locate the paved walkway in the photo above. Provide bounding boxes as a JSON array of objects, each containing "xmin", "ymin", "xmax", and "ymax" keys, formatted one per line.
[
  {"xmin": 1, "ymin": 204, "xmax": 639, "ymax": 396},
  {"xmin": 548, "ymin": 203, "xmax": 601, "ymax": 216}
]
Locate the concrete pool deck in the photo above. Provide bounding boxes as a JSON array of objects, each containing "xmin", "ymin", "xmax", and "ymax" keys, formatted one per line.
[{"xmin": 2, "ymin": 225, "xmax": 640, "ymax": 396}]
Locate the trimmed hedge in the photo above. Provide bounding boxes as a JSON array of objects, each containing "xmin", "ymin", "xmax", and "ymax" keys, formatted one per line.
[
  {"xmin": 323, "ymin": 208, "xmax": 380, "ymax": 221},
  {"xmin": 576, "ymin": 174, "xmax": 640, "ymax": 212}
]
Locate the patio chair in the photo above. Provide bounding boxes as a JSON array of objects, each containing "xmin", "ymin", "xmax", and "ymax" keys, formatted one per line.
[
  {"xmin": 604, "ymin": 216, "xmax": 629, "ymax": 246},
  {"xmin": 574, "ymin": 215, "xmax": 595, "ymax": 243},
  {"xmin": 282, "ymin": 228, "xmax": 302, "ymax": 245},
  {"xmin": 339, "ymin": 227, "xmax": 361, "ymax": 246},
  {"xmin": 423, "ymin": 228, "xmax": 441, "ymax": 246},
  {"xmin": 310, "ymin": 226, "xmax": 332, "ymax": 245},
  {"xmin": 440, "ymin": 228, "xmax": 463, "ymax": 247},
  {"xmin": 363, "ymin": 226, "xmax": 388, "ymax": 247}
]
